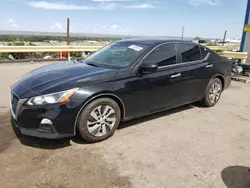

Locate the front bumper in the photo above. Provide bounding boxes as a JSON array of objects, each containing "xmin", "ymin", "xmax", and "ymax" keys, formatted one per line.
[
  {"xmin": 11, "ymin": 117, "xmax": 74, "ymax": 139},
  {"xmin": 10, "ymin": 95, "xmax": 81, "ymax": 139}
]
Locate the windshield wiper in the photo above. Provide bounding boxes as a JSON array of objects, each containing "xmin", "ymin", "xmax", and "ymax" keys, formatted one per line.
[{"xmin": 85, "ymin": 62, "xmax": 98, "ymax": 67}]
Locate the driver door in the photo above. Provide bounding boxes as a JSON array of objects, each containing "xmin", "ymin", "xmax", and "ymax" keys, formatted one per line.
[{"xmin": 126, "ymin": 43, "xmax": 182, "ymax": 118}]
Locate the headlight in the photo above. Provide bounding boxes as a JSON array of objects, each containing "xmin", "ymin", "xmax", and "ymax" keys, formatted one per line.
[{"xmin": 27, "ymin": 88, "xmax": 79, "ymax": 105}]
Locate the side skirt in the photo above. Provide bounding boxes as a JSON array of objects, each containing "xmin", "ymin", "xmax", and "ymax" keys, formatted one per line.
[{"xmin": 121, "ymin": 99, "xmax": 200, "ymax": 123}]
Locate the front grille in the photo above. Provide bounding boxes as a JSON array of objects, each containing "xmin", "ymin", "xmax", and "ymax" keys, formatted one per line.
[{"xmin": 11, "ymin": 93, "xmax": 19, "ymax": 114}]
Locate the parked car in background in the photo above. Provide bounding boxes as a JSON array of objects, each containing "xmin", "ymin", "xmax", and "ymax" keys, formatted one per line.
[
  {"xmin": 198, "ymin": 39, "xmax": 207, "ymax": 44},
  {"xmin": 10, "ymin": 39, "xmax": 232, "ymax": 142}
]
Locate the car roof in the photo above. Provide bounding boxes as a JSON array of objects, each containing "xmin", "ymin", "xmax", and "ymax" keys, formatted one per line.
[{"xmin": 117, "ymin": 38, "xmax": 194, "ymax": 45}]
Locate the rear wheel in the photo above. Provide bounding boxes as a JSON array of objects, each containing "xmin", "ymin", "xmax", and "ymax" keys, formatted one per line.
[
  {"xmin": 77, "ymin": 98, "xmax": 121, "ymax": 143},
  {"xmin": 200, "ymin": 78, "xmax": 222, "ymax": 107}
]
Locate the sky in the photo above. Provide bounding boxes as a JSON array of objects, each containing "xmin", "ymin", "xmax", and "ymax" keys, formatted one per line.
[{"xmin": 0, "ymin": 0, "xmax": 248, "ymax": 39}]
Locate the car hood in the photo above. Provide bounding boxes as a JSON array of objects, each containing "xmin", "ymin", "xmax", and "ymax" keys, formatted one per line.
[{"xmin": 12, "ymin": 60, "xmax": 118, "ymax": 98}]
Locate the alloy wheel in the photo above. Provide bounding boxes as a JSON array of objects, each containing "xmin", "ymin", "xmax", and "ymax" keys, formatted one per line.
[
  {"xmin": 87, "ymin": 105, "xmax": 116, "ymax": 137},
  {"xmin": 208, "ymin": 83, "xmax": 221, "ymax": 104}
]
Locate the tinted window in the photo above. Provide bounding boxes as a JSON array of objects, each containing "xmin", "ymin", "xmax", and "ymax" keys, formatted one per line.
[
  {"xmin": 143, "ymin": 43, "xmax": 176, "ymax": 67},
  {"xmin": 179, "ymin": 44, "xmax": 202, "ymax": 63},
  {"xmin": 201, "ymin": 47, "xmax": 220, "ymax": 61},
  {"xmin": 200, "ymin": 47, "xmax": 209, "ymax": 59},
  {"xmin": 209, "ymin": 50, "xmax": 221, "ymax": 61}
]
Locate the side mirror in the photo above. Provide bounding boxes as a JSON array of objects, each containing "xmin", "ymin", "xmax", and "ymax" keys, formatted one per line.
[{"xmin": 139, "ymin": 63, "xmax": 158, "ymax": 74}]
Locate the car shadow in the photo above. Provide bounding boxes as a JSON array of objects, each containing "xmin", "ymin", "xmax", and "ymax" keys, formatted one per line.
[
  {"xmin": 13, "ymin": 103, "xmax": 196, "ymax": 149},
  {"xmin": 221, "ymin": 166, "xmax": 250, "ymax": 188},
  {"xmin": 11, "ymin": 119, "xmax": 71, "ymax": 150}
]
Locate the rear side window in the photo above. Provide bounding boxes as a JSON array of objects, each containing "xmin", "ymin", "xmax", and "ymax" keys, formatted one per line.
[
  {"xmin": 178, "ymin": 43, "xmax": 202, "ymax": 63},
  {"xmin": 143, "ymin": 43, "xmax": 176, "ymax": 67},
  {"xmin": 200, "ymin": 47, "xmax": 209, "ymax": 59},
  {"xmin": 201, "ymin": 47, "xmax": 221, "ymax": 61},
  {"xmin": 209, "ymin": 50, "xmax": 221, "ymax": 61}
]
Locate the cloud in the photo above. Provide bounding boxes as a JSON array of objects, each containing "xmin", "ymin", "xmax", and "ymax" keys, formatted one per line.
[
  {"xmin": 26, "ymin": 1, "xmax": 117, "ymax": 10},
  {"xmin": 99, "ymin": 2, "xmax": 117, "ymax": 10},
  {"xmin": 26, "ymin": 1, "xmax": 156, "ymax": 10},
  {"xmin": 27, "ymin": 1, "xmax": 91, "ymax": 10},
  {"xmin": 103, "ymin": 24, "xmax": 119, "ymax": 31},
  {"xmin": 189, "ymin": 0, "xmax": 218, "ymax": 6},
  {"xmin": 50, "ymin": 22, "xmax": 63, "ymax": 29},
  {"xmin": 125, "ymin": 3, "xmax": 155, "ymax": 9},
  {"xmin": 147, "ymin": 0, "xmax": 159, "ymax": 2},
  {"xmin": 102, "ymin": 24, "xmax": 139, "ymax": 34},
  {"xmin": 93, "ymin": 28, "xmax": 99, "ymax": 32},
  {"xmin": 92, "ymin": 0, "xmax": 133, "ymax": 1},
  {"xmin": 7, "ymin": 19, "xmax": 19, "ymax": 27}
]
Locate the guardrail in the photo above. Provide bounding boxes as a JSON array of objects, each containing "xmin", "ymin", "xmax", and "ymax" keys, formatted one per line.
[
  {"xmin": 221, "ymin": 51, "xmax": 248, "ymax": 63},
  {"xmin": 0, "ymin": 45, "xmax": 248, "ymax": 63},
  {"xmin": 207, "ymin": 46, "xmax": 227, "ymax": 50},
  {"xmin": 204, "ymin": 45, "xmax": 239, "ymax": 50}
]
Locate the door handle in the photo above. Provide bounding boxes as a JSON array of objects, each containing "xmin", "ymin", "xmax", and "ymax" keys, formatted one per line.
[
  {"xmin": 206, "ymin": 64, "xmax": 213, "ymax": 68},
  {"xmin": 171, "ymin": 73, "xmax": 181, "ymax": 78}
]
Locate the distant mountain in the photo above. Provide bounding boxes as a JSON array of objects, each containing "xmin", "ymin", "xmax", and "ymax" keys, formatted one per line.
[
  {"xmin": 0, "ymin": 30, "xmax": 137, "ymax": 38},
  {"xmin": 0, "ymin": 30, "xmax": 194, "ymax": 39},
  {"xmin": 0, "ymin": 30, "xmax": 221, "ymax": 41}
]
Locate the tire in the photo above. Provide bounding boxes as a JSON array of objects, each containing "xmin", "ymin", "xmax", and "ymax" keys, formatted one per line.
[
  {"xmin": 77, "ymin": 98, "xmax": 121, "ymax": 143},
  {"xmin": 200, "ymin": 78, "xmax": 223, "ymax": 107}
]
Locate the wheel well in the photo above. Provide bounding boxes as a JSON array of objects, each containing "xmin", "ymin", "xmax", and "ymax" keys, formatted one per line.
[
  {"xmin": 214, "ymin": 75, "xmax": 225, "ymax": 90},
  {"xmin": 80, "ymin": 94, "xmax": 125, "ymax": 119},
  {"xmin": 95, "ymin": 94, "xmax": 125, "ymax": 119}
]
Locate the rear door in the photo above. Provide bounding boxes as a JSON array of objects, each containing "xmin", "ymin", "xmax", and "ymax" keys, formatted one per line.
[{"xmin": 175, "ymin": 43, "xmax": 214, "ymax": 103}]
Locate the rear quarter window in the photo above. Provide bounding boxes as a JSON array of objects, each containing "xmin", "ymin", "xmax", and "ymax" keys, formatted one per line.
[
  {"xmin": 200, "ymin": 46, "xmax": 221, "ymax": 61},
  {"xmin": 209, "ymin": 50, "xmax": 221, "ymax": 61},
  {"xmin": 200, "ymin": 47, "xmax": 209, "ymax": 59}
]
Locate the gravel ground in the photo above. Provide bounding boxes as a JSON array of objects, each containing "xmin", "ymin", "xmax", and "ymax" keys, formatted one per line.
[{"xmin": 1, "ymin": 62, "xmax": 250, "ymax": 188}]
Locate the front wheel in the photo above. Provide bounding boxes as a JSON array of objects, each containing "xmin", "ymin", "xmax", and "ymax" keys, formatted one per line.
[
  {"xmin": 200, "ymin": 78, "xmax": 223, "ymax": 107},
  {"xmin": 77, "ymin": 98, "xmax": 121, "ymax": 143}
]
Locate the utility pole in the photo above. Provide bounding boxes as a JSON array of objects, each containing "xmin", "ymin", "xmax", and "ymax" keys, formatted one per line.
[
  {"xmin": 222, "ymin": 30, "xmax": 227, "ymax": 46},
  {"xmin": 66, "ymin": 18, "xmax": 70, "ymax": 60},
  {"xmin": 181, "ymin": 26, "xmax": 185, "ymax": 40}
]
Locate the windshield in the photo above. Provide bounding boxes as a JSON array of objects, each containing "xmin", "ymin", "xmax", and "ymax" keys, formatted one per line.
[{"xmin": 82, "ymin": 41, "xmax": 151, "ymax": 69}]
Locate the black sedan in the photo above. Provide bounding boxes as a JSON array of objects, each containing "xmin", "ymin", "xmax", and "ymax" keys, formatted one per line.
[{"xmin": 10, "ymin": 39, "xmax": 232, "ymax": 142}]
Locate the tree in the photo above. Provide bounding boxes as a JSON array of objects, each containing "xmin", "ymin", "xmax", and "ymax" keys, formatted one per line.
[{"xmin": 193, "ymin": 36, "xmax": 201, "ymax": 40}]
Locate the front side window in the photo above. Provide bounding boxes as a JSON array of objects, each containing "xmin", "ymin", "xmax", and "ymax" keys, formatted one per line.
[
  {"xmin": 82, "ymin": 41, "xmax": 151, "ymax": 68},
  {"xmin": 143, "ymin": 43, "xmax": 177, "ymax": 67},
  {"xmin": 179, "ymin": 43, "xmax": 202, "ymax": 63}
]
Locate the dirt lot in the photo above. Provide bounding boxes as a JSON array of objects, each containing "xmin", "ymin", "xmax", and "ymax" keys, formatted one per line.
[{"xmin": 1, "ymin": 62, "xmax": 250, "ymax": 188}]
